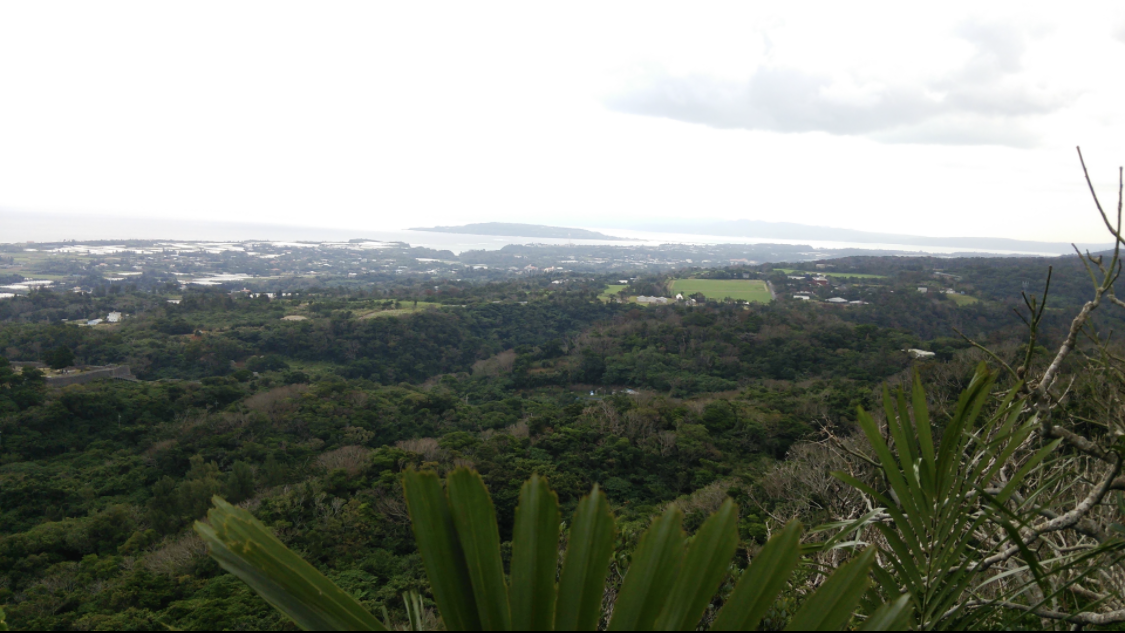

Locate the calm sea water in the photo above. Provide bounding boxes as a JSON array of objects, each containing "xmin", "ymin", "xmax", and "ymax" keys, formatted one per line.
[{"xmin": 1, "ymin": 210, "xmax": 1062, "ymax": 257}]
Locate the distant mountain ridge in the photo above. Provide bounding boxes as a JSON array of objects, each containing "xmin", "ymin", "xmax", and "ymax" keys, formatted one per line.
[
  {"xmin": 603, "ymin": 219, "xmax": 1110, "ymax": 255},
  {"xmin": 410, "ymin": 222, "xmax": 629, "ymax": 241}
]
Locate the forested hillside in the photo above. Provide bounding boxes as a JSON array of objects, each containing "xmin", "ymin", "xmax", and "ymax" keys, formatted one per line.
[{"xmin": 0, "ymin": 254, "xmax": 1107, "ymax": 629}]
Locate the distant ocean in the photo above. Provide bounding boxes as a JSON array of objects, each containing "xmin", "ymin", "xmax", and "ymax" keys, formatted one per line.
[{"xmin": 0, "ymin": 209, "xmax": 1064, "ymax": 257}]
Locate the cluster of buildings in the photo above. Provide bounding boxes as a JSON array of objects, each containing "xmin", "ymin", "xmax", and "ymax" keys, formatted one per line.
[
  {"xmin": 634, "ymin": 294, "xmax": 699, "ymax": 306},
  {"xmin": 917, "ymin": 286, "xmax": 966, "ymax": 296},
  {"xmin": 788, "ymin": 274, "xmax": 830, "ymax": 286},
  {"xmin": 80, "ymin": 312, "xmax": 124, "ymax": 326},
  {"xmin": 792, "ymin": 294, "xmax": 867, "ymax": 305}
]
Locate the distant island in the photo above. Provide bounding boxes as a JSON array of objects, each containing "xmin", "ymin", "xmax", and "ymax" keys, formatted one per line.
[
  {"xmin": 598, "ymin": 219, "xmax": 1111, "ymax": 256},
  {"xmin": 410, "ymin": 222, "xmax": 630, "ymax": 241}
]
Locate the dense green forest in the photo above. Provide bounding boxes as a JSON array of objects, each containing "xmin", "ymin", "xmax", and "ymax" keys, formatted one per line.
[{"xmin": 0, "ymin": 253, "xmax": 1112, "ymax": 630}]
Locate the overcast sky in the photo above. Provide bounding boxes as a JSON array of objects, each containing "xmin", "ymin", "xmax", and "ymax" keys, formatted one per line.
[{"xmin": 1, "ymin": 1, "xmax": 1123, "ymax": 242}]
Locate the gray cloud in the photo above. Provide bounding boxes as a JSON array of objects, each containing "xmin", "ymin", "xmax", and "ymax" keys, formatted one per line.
[{"xmin": 605, "ymin": 21, "xmax": 1069, "ymax": 147}]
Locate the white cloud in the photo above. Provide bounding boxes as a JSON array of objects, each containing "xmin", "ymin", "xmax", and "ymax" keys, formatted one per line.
[
  {"xmin": 0, "ymin": 1, "xmax": 1122, "ymax": 244},
  {"xmin": 604, "ymin": 20, "xmax": 1069, "ymax": 147}
]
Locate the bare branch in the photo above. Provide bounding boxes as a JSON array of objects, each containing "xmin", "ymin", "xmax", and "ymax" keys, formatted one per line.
[
  {"xmin": 1078, "ymin": 146, "xmax": 1124, "ymax": 245},
  {"xmin": 953, "ymin": 327, "xmax": 1019, "ymax": 381},
  {"xmin": 977, "ymin": 455, "xmax": 1122, "ymax": 571},
  {"xmin": 983, "ymin": 600, "xmax": 1125, "ymax": 626}
]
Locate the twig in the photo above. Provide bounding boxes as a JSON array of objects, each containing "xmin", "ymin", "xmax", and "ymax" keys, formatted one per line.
[{"xmin": 953, "ymin": 327, "xmax": 1018, "ymax": 380}]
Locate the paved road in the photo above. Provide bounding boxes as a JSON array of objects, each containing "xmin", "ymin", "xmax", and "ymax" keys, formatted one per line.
[{"xmin": 766, "ymin": 281, "xmax": 777, "ymax": 301}]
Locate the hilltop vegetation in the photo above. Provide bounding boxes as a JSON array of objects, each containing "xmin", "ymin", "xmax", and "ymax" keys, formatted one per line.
[{"xmin": 0, "ymin": 250, "xmax": 1120, "ymax": 629}]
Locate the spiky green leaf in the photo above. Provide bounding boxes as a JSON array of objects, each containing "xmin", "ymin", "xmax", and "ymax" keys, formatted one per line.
[
  {"xmin": 858, "ymin": 594, "xmax": 913, "ymax": 631},
  {"xmin": 711, "ymin": 520, "xmax": 802, "ymax": 631},
  {"xmin": 911, "ymin": 371, "xmax": 936, "ymax": 482},
  {"xmin": 555, "ymin": 485, "xmax": 616, "ymax": 631},
  {"xmin": 403, "ymin": 470, "xmax": 481, "ymax": 631},
  {"xmin": 655, "ymin": 499, "xmax": 739, "ymax": 631},
  {"xmin": 785, "ymin": 547, "xmax": 876, "ymax": 631},
  {"xmin": 447, "ymin": 468, "xmax": 512, "ymax": 630},
  {"xmin": 608, "ymin": 507, "xmax": 685, "ymax": 631},
  {"xmin": 194, "ymin": 497, "xmax": 385, "ymax": 631},
  {"xmin": 510, "ymin": 474, "xmax": 561, "ymax": 631}
]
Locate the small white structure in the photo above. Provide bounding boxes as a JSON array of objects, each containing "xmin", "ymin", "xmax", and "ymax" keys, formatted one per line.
[
  {"xmin": 676, "ymin": 293, "xmax": 684, "ymax": 301},
  {"xmin": 166, "ymin": 299, "xmax": 181, "ymax": 305},
  {"xmin": 793, "ymin": 295, "xmax": 811, "ymax": 301},
  {"xmin": 107, "ymin": 312, "xmax": 123, "ymax": 323},
  {"xmin": 918, "ymin": 287, "xmax": 929, "ymax": 293},
  {"xmin": 788, "ymin": 275, "xmax": 806, "ymax": 280},
  {"xmin": 906, "ymin": 348, "xmax": 936, "ymax": 359},
  {"xmin": 87, "ymin": 319, "xmax": 104, "ymax": 326},
  {"xmin": 849, "ymin": 300, "xmax": 868, "ymax": 305},
  {"xmin": 636, "ymin": 296, "xmax": 671, "ymax": 305},
  {"xmin": 826, "ymin": 297, "xmax": 848, "ymax": 304}
]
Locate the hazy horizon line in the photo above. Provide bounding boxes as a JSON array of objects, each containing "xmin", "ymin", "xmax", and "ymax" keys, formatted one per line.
[{"xmin": 0, "ymin": 207, "xmax": 1110, "ymax": 256}]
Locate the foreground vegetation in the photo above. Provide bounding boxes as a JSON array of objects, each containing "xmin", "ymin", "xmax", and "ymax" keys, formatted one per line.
[{"xmin": 199, "ymin": 155, "xmax": 1125, "ymax": 630}]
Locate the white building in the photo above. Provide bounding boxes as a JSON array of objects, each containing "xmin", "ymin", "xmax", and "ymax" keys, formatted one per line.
[
  {"xmin": 918, "ymin": 287, "xmax": 929, "ymax": 293},
  {"xmin": 826, "ymin": 297, "xmax": 848, "ymax": 303},
  {"xmin": 636, "ymin": 296, "xmax": 670, "ymax": 305},
  {"xmin": 107, "ymin": 312, "xmax": 123, "ymax": 323},
  {"xmin": 906, "ymin": 348, "xmax": 936, "ymax": 359},
  {"xmin": 793, "ymin": 295, "xmax": 811, "ymax": 301}
]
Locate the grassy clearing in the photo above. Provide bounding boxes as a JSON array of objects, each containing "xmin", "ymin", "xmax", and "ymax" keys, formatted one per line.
[
  {"xmin": 670, "ymin": 279, "xmax": 773, "ymax": 303},
  {"xmin": 600, "ymin": 284, "xmax": 628, "ymax": 302},
  {"xmin": 357, "ymin": 302, "xmax": 444, "ymax": 319},
  {"xmin": 776, "ymin": 268, "xmax": 886, "ymax": 279},
  {"xmin": 947, "ymin": 294, "xmax": 980, "ymax": 306}
]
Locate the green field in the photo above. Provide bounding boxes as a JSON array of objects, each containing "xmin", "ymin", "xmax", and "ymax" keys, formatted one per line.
[
  {"xmin": 947, "ymin": 293, "xmax": 980, "ymax": 306},
  {"xmin": 776, "ymin": 268, "xmax": 886, "ymax": 279},
  {"xmin": 358, "ymin": 301, "xmax": 444, "ymax": 318},
  {"xmin": 600, "ymin": 284, "xmax": 628, "ymax": 302},
  {"xmin": 670, "ymin": 279, "xmax": 773, "ymax": 303}
]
